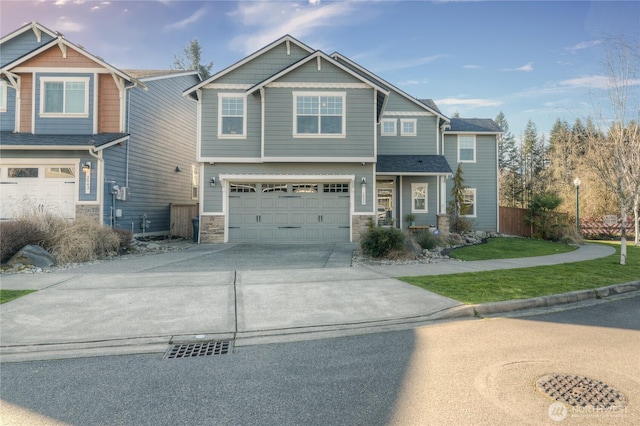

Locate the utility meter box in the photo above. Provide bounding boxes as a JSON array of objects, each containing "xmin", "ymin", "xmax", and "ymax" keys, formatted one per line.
[{"xmin": 116, "ymin": 186, "xmax": 128, "ymax": 201}]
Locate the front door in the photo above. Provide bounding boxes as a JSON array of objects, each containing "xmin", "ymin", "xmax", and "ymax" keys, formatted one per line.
[{"xmin": 376, "ymin": 179, "xmax": 395, "ymax": 226}]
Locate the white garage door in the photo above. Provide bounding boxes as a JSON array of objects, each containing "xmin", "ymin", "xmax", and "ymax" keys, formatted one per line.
[
  {"xmin": 228, "ymin": 182, "xmax": 351, "ymax": 242},
  {"xmin": 0, "ymin": 165, "xmax": 76, "ymax": 220}
]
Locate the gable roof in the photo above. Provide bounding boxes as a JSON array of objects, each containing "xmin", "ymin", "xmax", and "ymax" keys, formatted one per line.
[
  {"xmin": 447, "ymin": 118, "xmax": 502, "ymax": 134},
  {"xmin": 0, "ymin": 21, "xmax": 58, "ymax": 45},
  {"xmin": 377, "ymin": 155, "xmax": 453, "ymax": 175},
  {"xmin": 184, "ymin": 34, "xmax": 315, "ymax": 97},
  {"xmin": 331, "ymin": 52, "xmax": 449, "ymax": 123},
  {"xmin": 245, "ymin": 50, "xmax": 390, "ymax": 96}
]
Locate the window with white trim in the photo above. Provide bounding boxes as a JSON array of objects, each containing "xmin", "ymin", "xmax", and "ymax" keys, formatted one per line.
[
  {"xmin": 400, "ymin": 119, "xmax": 417, "ymax": 136},
  {"xmin": 462, "ymin": 188, "xmax": 477, "ymax": 217},
  {"xmin": 0, "ymin": 81, "xmax": 6, "ymax": 112},
  {"xmin": 218, "ymin": 94, "xmax": 246, "ymax": 137},
  {"xmin": 381, "ymin": 119, "xmax": 397, "ymax": 136},
  {"xmin": 294, "ymin": 92, "xmax": 345, "ymax": 136},
  {"xmin": 458, "ymin": 135, "xmax": 476, "ymax": 162},
  {"xmin": 191, "ymin": 164, "xmax": 199, "ymax": 200},
  {"xmin": 411, "ymin": 183, "xmax": 428, "ymax": 213},
  {"xmin": 40, "ymin": 77, "xmax": 89, "ymax": 116}
]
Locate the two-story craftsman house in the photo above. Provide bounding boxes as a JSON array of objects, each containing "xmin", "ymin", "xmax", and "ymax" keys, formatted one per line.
[
  {"xmin": 0, "ymin": 22, "xmax": 200, "ymax": 236},
  {"xmin": 185, "ymin": 35, "xmax": 500, "ymax": 243}
]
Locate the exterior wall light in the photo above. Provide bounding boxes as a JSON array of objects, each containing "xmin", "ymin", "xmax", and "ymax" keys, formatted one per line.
[
  {"xmin": 210, "ymin": 177, "xmax": 216, "ymax": 187},
  {"xmin": 82, "ymin": 162, "xmax": 91, "ymax": 173}
]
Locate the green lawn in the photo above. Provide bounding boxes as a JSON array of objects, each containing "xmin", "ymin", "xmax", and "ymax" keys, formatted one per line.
[
  {"xmin": 401, "ymin": 241, "xmax": 639, "ymax": 304},
  {"xmin": 449, "ymin": 237, "xmax": 576, "ymax": 261},
  {"xmin": 0, "ymin": 289, "xmax": 36, "ymax": 304}
]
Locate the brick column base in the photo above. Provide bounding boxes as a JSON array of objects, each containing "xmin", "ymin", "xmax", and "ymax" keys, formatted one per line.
[{"xmin": 199, "ymin": 215, "xmax": 225, "ymax": 243}]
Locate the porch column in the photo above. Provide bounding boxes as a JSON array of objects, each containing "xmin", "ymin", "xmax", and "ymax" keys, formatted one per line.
[{"xmin": 439, "ymin": 175, "xmax": 447, "ymax": 214}]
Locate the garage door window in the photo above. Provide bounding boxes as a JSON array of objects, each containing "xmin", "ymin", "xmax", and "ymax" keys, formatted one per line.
[
  {"xmin": 262, "ymin": 184, "xmax": 288, "ymax": 193},
  {"xmin": 292, "ymin": 184, "xmax": 318, "ymax": 193},
  {"xmin": 45, "ymin": 167, "xmax": 75, "ymax": 178},
  {"xmin": 8, "ymin": 168, "xmax": 38, "ymax": 178},
  {"xmin": 324, "ymin": 183, "xmax": 349, "ymax": 193},
  {"xmin": 230, "ymin": 183, "xmax": 256, "ymax": 192}
]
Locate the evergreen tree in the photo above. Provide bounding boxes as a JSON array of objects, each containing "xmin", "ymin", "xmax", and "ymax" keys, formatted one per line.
[
  {"xmin": 447, "ymin": 164, "xmax": 473, "ymax": 232},
  {"xmin": 172, "ymin": 38, "xmax": 213, "ymax": 79}
]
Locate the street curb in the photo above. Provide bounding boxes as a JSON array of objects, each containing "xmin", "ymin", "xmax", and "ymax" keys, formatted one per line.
[{"xmin": 470, "ymin": 281, "xmax": 640, "ymax": 317}]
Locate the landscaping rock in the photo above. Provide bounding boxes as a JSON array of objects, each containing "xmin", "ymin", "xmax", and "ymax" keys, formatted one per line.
[{"xmin": 7, "ymin": 245, "xmax": 57, "ymax": 268}]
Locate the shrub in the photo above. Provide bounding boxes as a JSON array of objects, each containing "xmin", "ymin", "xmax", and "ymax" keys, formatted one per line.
[
  {"xmin": 0, "ymin": 219, "xmax": 46, "ymax": 263},
  {"xmin": 414, "ymin": 230, "xmax": 438, "ymax": 250},
  {"xmin": 114, "ymin": 228, "xmax": 134, "ymax": 253},
  {"xmin": 360, "ymin": 226, "xmax": 406, "ymax": 258},
  {"xmin": 49, "ymin": 218, "xmax": 120, "ymax": 263}
]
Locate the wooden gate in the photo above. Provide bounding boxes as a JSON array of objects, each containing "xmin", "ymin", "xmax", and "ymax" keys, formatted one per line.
[
  {"xmin": 170, "ymin": 203, "xmax": 199, "ymax": 238},
  {"xmin": 499, "ymin": 206, "xmax": 531, "ymax": 237}
]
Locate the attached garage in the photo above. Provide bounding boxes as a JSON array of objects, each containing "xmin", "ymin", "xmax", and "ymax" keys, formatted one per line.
[
  {"xmin": 0, "ymin": 165, "xmax": 77, "ymax": 220},
  {"xmin": 227, "ymin": 182, "xmax": 351, "ymax": 242}
]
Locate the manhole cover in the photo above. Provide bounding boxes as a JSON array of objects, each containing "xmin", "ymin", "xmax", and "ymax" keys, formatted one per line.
[
  {"xmin": 536, "ymin": 374, "xmax": 627, "ymax": 409},
  {"xmin": 163, "ymin": 340, "xmax": 232, "ymax": 360}
]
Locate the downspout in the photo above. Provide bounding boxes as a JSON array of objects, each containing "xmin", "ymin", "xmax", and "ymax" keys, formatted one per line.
[{"xmin": 260, "ymin": 87, "xmax": 265, "ymax": 160}]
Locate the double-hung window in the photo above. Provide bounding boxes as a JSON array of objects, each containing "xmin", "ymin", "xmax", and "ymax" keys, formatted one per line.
[
  {"xmin": 40, "ymin": 77, "xmax": 89, "ymax": 117},
  {"xmin": 381, "ymin": 118, "xmax": 397, "ymax": 136},
  {"xmin": 294, "ymin": 92, "xmax": 345, "ymax": 137},
  {"xmin": 219, "ymin": 94, "xmax": 246, "ymax": 137},
  {"xmin": 400, "ymin": 119, "xmax": 417, "ymax": 136},
  {"xmin": 462, "ymin": 188, "xmax": 477, "ymax": 217},
  {"xmin": 0, "ymin": 81, "xmax": 6, "ymax": 112},
  {"xmin": 411, "ymin": 183, "xmax": 428, "ymax": 213},
  {"xmin": 458, "ymin": 135, "xmax": 476, "ymax": 162}
]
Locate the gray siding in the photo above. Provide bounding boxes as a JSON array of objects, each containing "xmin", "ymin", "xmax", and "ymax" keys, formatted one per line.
[
  {"xmin": 103, "ymin": 73, "xmax": 199, "ymax": 234},
  {"xmin": 399, "ymin": 176, "xmax": 440, "ymax": 227},
  {"xmin": 443, "ymin": 134, "xmax": 498, "ymax": 231},
  {"xmin": 377, "ymin": 115, "xmax": 438, "ymax": 155},
  {"xmin": 0, "ymin": 30, "xmax": 55, "ymax": 67},
  {"xmin": 263, "ymin": 87, "xmax": 375, "ymax": 158},
  {"xmin": 216, "ymin": 42, "xmax": 311, "ymax": 85},
  {"xmin": 34, "ymin": 73, "xmax": 94, "ymax": 134},
  {"xmin": 203, "ymin": 162, "xmax": 373, "ymax": 213},
  {"xmin": 0, "ymin": 84, "xmax": 16, "ymax": 131}
]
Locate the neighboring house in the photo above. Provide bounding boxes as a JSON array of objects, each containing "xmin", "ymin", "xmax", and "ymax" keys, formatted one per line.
[
  {"xmin": 0, "ymin": 22, "xmax": 200, "ymax": 236},
  {"xmin": 184, "ymin": 35, "xmax": 501, "ymax": 244}
]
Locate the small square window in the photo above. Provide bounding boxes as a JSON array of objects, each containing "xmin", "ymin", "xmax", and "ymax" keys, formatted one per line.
[
  {"xmin": 400, "ymin": 119, "xmax": 417, "ymax": 136},
  {"xmin": 381, "ymin": 119, "xmax": 396, "ymax": 136}
]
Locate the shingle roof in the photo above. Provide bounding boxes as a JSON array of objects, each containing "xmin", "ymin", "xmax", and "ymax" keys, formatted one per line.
[
  {"xmin": 0, "ymin": 132, "xmax": 129, "ymax": 148},
  {"xmin": 377, "ymin": 155, "xmax": 453, "ymax": 174},
  {"xmin": 448, "ymin": 118, "xmax": 501, "ymax": 133},
  {"xmin": 417, "ymin": 99, "xmax": 442, "ymax": 115}
]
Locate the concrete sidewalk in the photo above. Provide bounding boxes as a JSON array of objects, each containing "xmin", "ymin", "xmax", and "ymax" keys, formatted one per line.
[{"xmin": 1, "ymin": 242, "xmax": 634, "ymax": 362}]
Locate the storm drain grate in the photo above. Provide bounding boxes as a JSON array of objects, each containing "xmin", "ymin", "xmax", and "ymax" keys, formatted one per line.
[
  {"xmin": 535, "ymin": 374, "xmax": 627, "ymax": 409},
  {"xmin": 163, "ymin": 340, "xmax": 232, "ymax": 360}
]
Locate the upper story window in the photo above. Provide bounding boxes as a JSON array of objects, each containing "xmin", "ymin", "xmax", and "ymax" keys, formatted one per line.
[
  {"xmin": 293, "ymin": 92, "xmax": 345, "ymax": 137},
  {"xmin": 381, "ymin": 119, "xmax": 397, "ymax": 136},
  {"xmin": 458, "ymin": 135, "xmax": 476, "ymax": 162},
  {"xmin": 40, "ymin": 77, "xmax": 89, "ymax": 117},
  {"xmin": 400, "ymin": 119, "xmax": 417, "ymax": 136},
  {"xmin": 0, "ymin": 81, "xmax": 6, "ymax": 112},
  {"xmin": 218, "ymin": 94, "xmax": 246, "ymax": 137}
]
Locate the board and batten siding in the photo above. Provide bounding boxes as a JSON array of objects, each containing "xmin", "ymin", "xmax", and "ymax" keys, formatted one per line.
[
  {"xmin": 202, "ymin": 162, "xmax": 374, "ymax": 213},
  {"xmin": 101, "ymin": 73, "xmax": 199, "ymax": 234},
  {"xmin": 443, "ymin": 133, "xmax": 498, "ymax": 231}
]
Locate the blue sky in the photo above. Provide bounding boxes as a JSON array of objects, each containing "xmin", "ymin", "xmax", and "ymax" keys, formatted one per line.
[{"xmin": 2, "ymin": 0, "xmax": 639, "ymax": 141}]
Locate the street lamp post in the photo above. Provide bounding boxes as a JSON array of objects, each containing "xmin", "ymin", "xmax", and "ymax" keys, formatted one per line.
[{"xmin": 573, "ymin": 177, "xmax": 581, "ymax": 234}]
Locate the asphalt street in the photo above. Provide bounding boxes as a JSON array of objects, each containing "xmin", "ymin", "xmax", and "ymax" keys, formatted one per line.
[{"xmin": 1, "ymin": 295, "xmax": 638, "ymax": 426}]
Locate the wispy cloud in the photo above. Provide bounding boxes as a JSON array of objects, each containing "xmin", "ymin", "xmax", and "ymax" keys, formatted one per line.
[
  {"xmin": 374, "ymin": 55, "xmax": 446, "ymax": 73},
  {"xmin": 228, "ymin": 1, "xmax": 356, "ymax": 54},
  {"xmin": 463, "ymin": 64, "xmax": 482, "ymax": 69},
  {"xmin": 565, "ymin": 39, "xmax": 603, "ymax": 53},
  {"xmin": 164, "ymin": 7, "xmax": 207, "ymax": 31},
  {"xmin": 560, "ymin": 75, "xmax": 640, "ymax": 89},
  {"xmin": 502, "ymin": 62, "xmax": 533, "ymax": 72},
  {"xmin": 54, "ymin": 16, "xmax": 84, "ymax": 32},
  {"xmin": 54, "ymin": 0, "xmax": 86, "ymax": 5},
  {"xmin": 397, "ymin": 78, "xmax": 429, "ymax": 86},
  {"xmin": 435, "ymin": 98, "xmax": 503, "ymax": 108}
]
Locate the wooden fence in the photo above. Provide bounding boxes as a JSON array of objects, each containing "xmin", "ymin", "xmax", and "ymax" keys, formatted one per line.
[
  {"xmin": 170, "ymin": 203, "xmax": 199, "ymax": 239},
  {"xmin": 499, "ymin": 206, "xmax": 531, "ymax": 237},
  {"xmin": 581, "ymin": 217, "xmax": 637, "ymax": 238}
]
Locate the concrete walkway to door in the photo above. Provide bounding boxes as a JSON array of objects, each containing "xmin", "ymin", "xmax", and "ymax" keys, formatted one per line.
[{"xmin": 0, "ymin": 242, "xmax": 618, "ymax": 362}]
